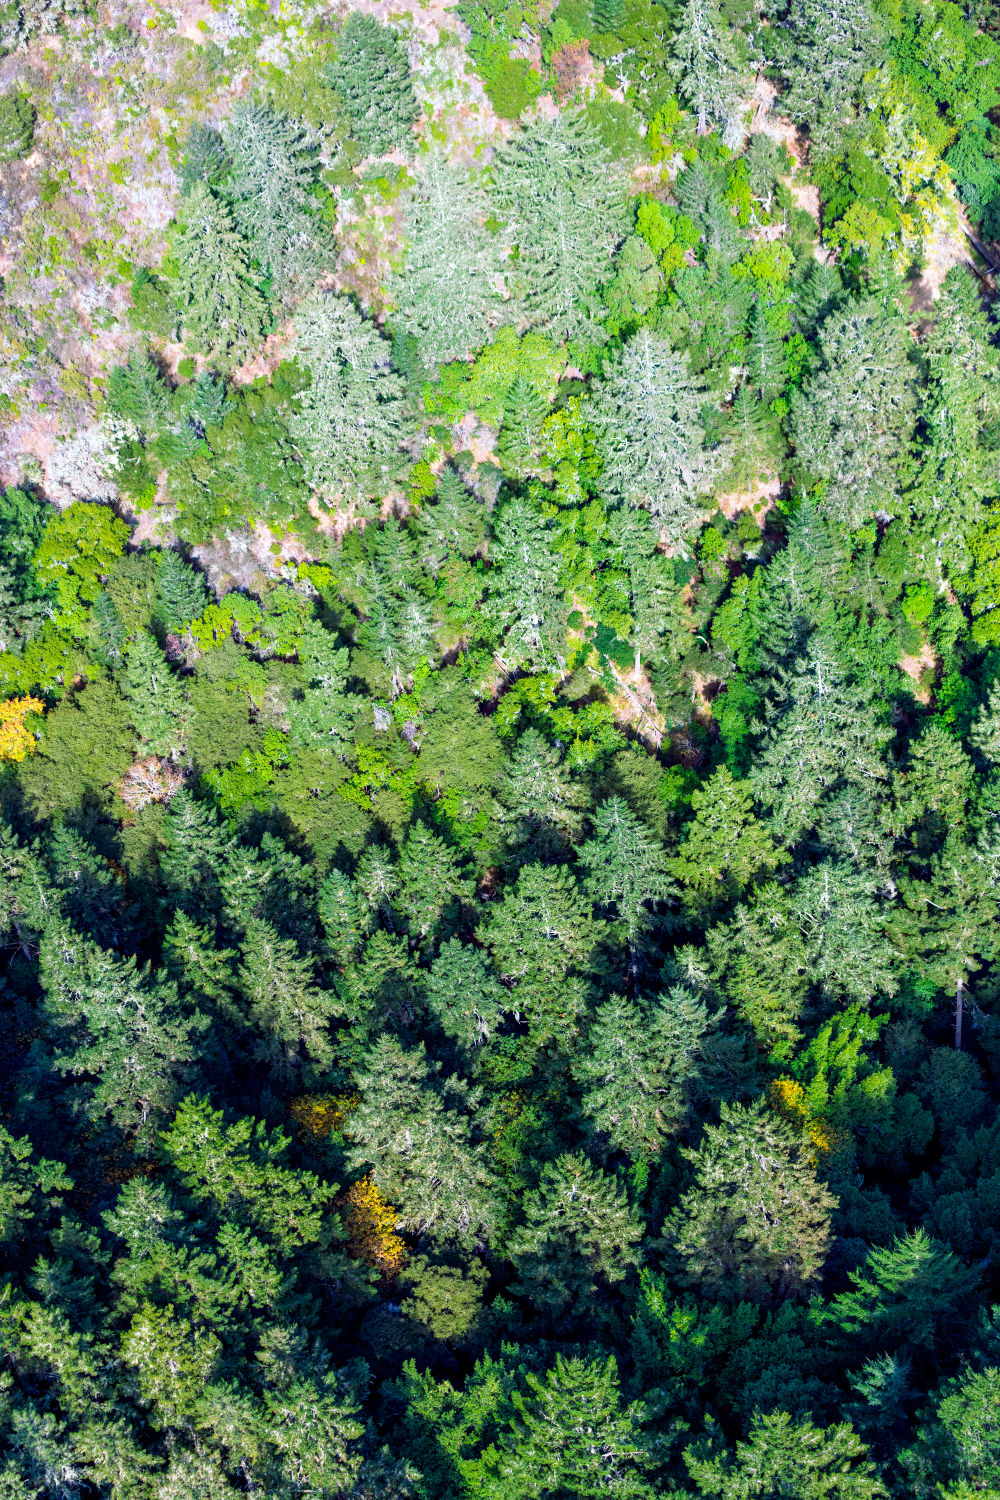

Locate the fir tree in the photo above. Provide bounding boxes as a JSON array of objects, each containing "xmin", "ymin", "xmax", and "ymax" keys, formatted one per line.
[
  {"xmin": 827, "ymin": 1229, "xmax": 980, "ymax": 1357},
  {"xmin": 414, "ymin": 464, "xmax": 486, "ymax": 575},
  {"xmin": 423, "ymin": 938, "xmax": 507, "ymax": 1052},
  {"xmin": 574, "ymin": 988, "xmax": 711, "ymax": 1157},
  {"xmin": 392, "ymin": 149, "xmax": 502, "ymax": 370},
  {"xmin": 484, "ymin": 496, "xmax": 568, "ymax": 672},
  {"xmin": 589, "ymin": 328, "xmax": 723, "ymax": 552},
  {"xmin": 169, "ymin": 181, "xmax": 266, "ymax": 366},
  {"xmin": 790, "ymin": 297, "xmax": 917, "ymax": 530},
  {"xmin": 317, "ymin": 867, "xmax": 364, "ymax": 969},
  {"xmin": 777, "ymin": 0, "xmax": 885, "ymax": 156},
  {"xmin": 0, "ymin": 88, "xmax": 33, "ymax": 162},
  {"xmin": 153, "ymin": 549, "xmax": 209, "ymax": 638},
  {"xmin": 497, "ymin": 727, "xmax": 585, "ymax": 860},
  {"xmin": 289, "ymin": 292, "xmax": 411, "ymax": 506},
  {"xmin": 327, "ymin": 12, "xmax": 419, "ymax": 158},
  {"xmin": 106, "ymin": 354, "xmax": 170, "ymax": 441},
  {"xmin": 222, "ymin": 105, "xmax": 327, "ymax": 296},
  {"xmin": 496, "ymin": 372, "xmax": 550, "ymax": 482},
  {"xmin": 177, "ymin": 122, "xmax": 228, "ymax": 196},
  {"xmin": 665, "ymin": 1099, "xmax": 836, "ymax": 1302},
  {"xmin": 484, "ymin": 1354, "xmax": 652, "ymax": 1500},
  {"xmin": 578, "ymin": 796, "xmax": 676, "ymax": 985},
  {"xmin": 507, "ymin": 1152, "xmax": 644, "ymax": 1318},
  {"xmin": 685, "ymin": 1410, "xmax": 887, "ymax": 1500},
  {"xmin": 671, "ymin": 765, "xmax": 786, "ymax": 911},
  {"xmin": 491, "ymin": 108, "xmax": 628, "ymax": 343},
  {"xmin": 345, "ymin": 1037, "xmax": 497, "ymax": 1239},
  {"xmin": 668, "ymin": 0, "xmax": 747, "ymax": 137},
  {"xmin": 236, "ymin": 918, "xmax": 337, "ymax": 1080},
  {"xmin": 120, "ymin": 629, "xmax": 188, "ymax": 758},
  {"xmin": 397, "ymin": 821, "xmax": 473, "ymax": 944}
]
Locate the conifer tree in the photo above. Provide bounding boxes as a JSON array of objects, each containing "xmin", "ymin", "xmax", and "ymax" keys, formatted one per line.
[
  {"xmin": 827, "ymin": 1229, "xmax": 980, "ymax": 1357},
  {"xmin": 790, "ymin": 297, "xmax": 917, "ymax": 530},
  {"xmin": 483, "ymin": 1354, "xmax": 651, "ymax": 1500},
  {"xmin": 0, "ymin": 88, "xmax": 33, "ymax": 162},
  {"xmin": 578, "ymin": 796, "xmax": 676, "ymax": 985},
  {"xmin": 222, "ymin": 105, "xmax": 327, "ymax": 296},
  {"xmin": 496, "ymin": 373, "xmax": 550, "ymax": 482},
  {"xmin": 751, "ymin": 634, "xmax": 894, "ymax": 843},
  {"xmin": 685, "ymin": 1410, "xmax": 886, "ymax": 1500},
  {"xmin": 159, "ymin": 788, "xmax": 233, "ymax": 918},
  {"xmin": 120, "ymin": 630, "xmax": 188, "ymax": 758},
  {"xmin": 345, "ymin": 1037, "xmax": 496, "ymax": 1239},
  {"xmin": 777, "ymin": 0, "xmax": 885, "ymax": 156},
  {"xmin": 491, "ymin": 109, "xmax": 628, "ymax": 344},
  {"xmin": 236, "ymin": 918, "xmax": 337, "ymax": 1079},
  {"xmin": 169, "ymin": 181, "xmax": 266, "ymax": 365},
  {"xmin": 484, "ymin": 496, "xmax": 567, "ymax": 672},
  {"xmin": 397, "ymin": 821, "xmax": 473, "ymax": 944},
  {"xmin": 153, "ymin": 550, "xmax": 209, "ymax": 638},
  {"xmin": 423, "ymin": 938, "xmax": 507, "ymax": 1053},
  {"xmin": 483, "ymin": 861, "xmax": 603, "ymax": 1045},
  {"xmin": 497, "ymin": 727, "xmax": 585, "ymax": 860},
  {"xmin": 317, "ymin": 867, "xmax": 364, "ymax": 969},
  {"xmin": 671, "ymin": 765, "xmax": 786, "ymax": 910},
  {"xmin": 575, "ymin": 988, "xmax": 711, "ymax": 1157},
  {"xmin": 668, "ymin": 0, "xmax": 747, "ymax": 137},
  {"xmin": 606, "ymin": 506, "xmax": 682, "ymax": 675},
  {"xmin": 665, "ymin": 1099, "xmax": 836, "ymax": 1302},
  {"xmin": 177, "ymin": 121, "xmax": 227, "ymax": 195},
  {"xmin": 393, "ymin": 150, "xmax": 501, "ymax": 370},
  {"xmin": 589, "ymin": 328, "xmax": 722, "ymax": 552},
  {"xmin": 414, "ymin": 465, "xmax": 486, "ymax": 575},
  {"xmin": 327, "ymin": 13, "xmax": 419, "ymax": 158},
  {"xmin": 106, "ymin": 354, "xmax": 170, "ymax": 440},
  {"xmin": 289, "ymin": 292, "xmax": 411, "ymax": 506},
  {"xmin": 508, "ymin": 1152, "xmax": 643, "ymax": 1317}
]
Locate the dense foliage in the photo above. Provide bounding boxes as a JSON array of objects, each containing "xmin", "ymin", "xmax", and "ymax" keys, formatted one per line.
[{"xmin": 3, "ymin": 0, "xmax": 1000, "ymax": 1495}]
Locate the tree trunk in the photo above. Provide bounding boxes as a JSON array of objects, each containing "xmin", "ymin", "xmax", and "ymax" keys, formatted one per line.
[
  {"xmin": 955, "ymin": 974, "xmax": 964, "ymax": 1052},
  {"xmin": 634, "ymin": 645, "xmax": 641, "ymax": 679}
]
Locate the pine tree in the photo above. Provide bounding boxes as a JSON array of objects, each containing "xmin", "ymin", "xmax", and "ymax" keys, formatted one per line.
[
  {"xmin": 317, "ymin": 867, "xmax": 364, "ymax": 969},
  {"xmin": 574, "ymin": 988, "xmax": 710, "ymax": 1157},
  {"xmin": 106, "ymin": 354, "xmax": 171, "ymax": 440},
  {"xmin": 327, "ymin": 12, "xmax": 419, "ymax": 158},
  {"xmin": 790, "ymin": 297, "xmax": 917, "ymax": 530},
  {"xmin": 969, "ymin": 679, "xmax": 1000, "ymax": 769},
  {"xmin": 345, "ymin": 1037, "xmax": 497, "ymax": 1239},
  {"xmin": 392, "ymin": 149, "xmax": 501, "ymax": 370},
  {"xmin": 120, "ymin": 629, "xmax": 188, "ymax": 758},
  {"xmin": 589, "ymin": 328, "xmax": 723, "ymax": 552},
  {"xmin": 289, "ymin": 292, "xmax": 411, "ymax": 506},
  {"xmin": 236, "ymin": 918, "xmax": 337, "ymax": 1080},
  {"xmin": 153, "ymin": 549, "xmax": 209, "ymax": 638},
  {"xmin": 668, "ymin": 0, "xmax": 747, "ymax": 137},
  {"xmin": 685, "ymin": 1410, "xmax": 886, "ymax": 1500},
  {"xmin": 507, "ymin": 1152, "xmax": 644, "ymax": 1317},
  {"xmin": 484, "ymin": 1354, "xmax": 652, "ymax": 1500},
  {"xmin": 491, "ymin": 108, "xmax": 628, "ymax": 344},
  {"xmin": 723, "ymin": 384, "xmax": 782, "ymax": 491},
  {"xmin": 423, "ymin": 938, "xmax": 507, "ymax": 1052},
  {"xmin": 665, "ymin": 1099, "xmax": 836, "ymax": 1302},
  {"xmin": 414, "ymin": 464, "xmax": 486, "ymax": 575},
  {"xmin": 777, "ymin": 0, "xmax": 885, "ymax": 157},
  {"xmin": 222, "ymin": 105, "xmax": 327, "ymax": 295},
  {"xmin": 397, "ymin": 821, "xmax": 473, "ymax": 944},
  {"xmin": 177, "ymin": 122, "xmax": 228, "ymax": 196},
  {"xmin": 0, "ymin": 88, "xmax": 33, "ymax": 162},
  {"xmin": 578, "ymin": 796, "xmax": 676, "ymax": 984},
  {"xmin": 170, "ymin": 181, "xmax": 266, "ymax": 365},
  {"xmin": 484, "ymin": 496, "xmax": 567, "ymax": 672},
  {"xmin": 910, "ymin": 270, "xmax": 1000, "ymax": 579}
]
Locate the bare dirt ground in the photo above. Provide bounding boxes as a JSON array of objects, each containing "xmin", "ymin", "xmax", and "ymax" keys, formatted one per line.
[{"xmin": 900, "ymin": 640, "xmax": 938, "ymax": 704}]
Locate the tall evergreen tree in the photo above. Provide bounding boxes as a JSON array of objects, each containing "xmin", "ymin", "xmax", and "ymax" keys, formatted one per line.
[
  {"xmin": 491, "ymin": 109, "xmax": 628, "ymax": 343},
  {"xmin": 327, "ymin": 12, "xmax": 419, "ymax": 158},
  {"xmin": 790, "ymin": 297, "xmax": 917, "ymax": 530},
  {"xmin": 776, "ymin": 0, "xmax": 885, "ymax": 156},
  {"xmin": 345, "ymin": 1037, "xmax": 496, "ymax": 1239},
  {"xmin": 507, "ymin": 1152, "xmax": 644, "ymax": 1318},
  {"xmin": 393, "ymin": 149, "xmax": 502, "ymax": 370},
  {"xmin": 578, "ymin": 796, "xmax": 676, "ymax": 986},
  {"xmin": 497, "ymin": 727, "xmax": 585, "ymax": 860},
  {"xmin": 289, "ymin": 292, "xmax": 411, "ymax": 506},
  {"xmin": 668, "ymin": 0, "xmax": 747, "ymax": 137},
  {"xmin": 590, "ymin": 329, "xmax": 723, "ymax": 552},
  {"xmin": 236, "ymin": 919, "xmax": 337, "ymax": 1080},
  {"xmin": 222, "ymin": 105, "xmax": 327, "ymax": 296},
  {"xmin": 484, "ymin": 496, "xmax": 567, "ymax": 672},
  {"xmin": 423, "ymin": 938, "xmax": 507, "ymax": 1052},
  {"xmin": 685, "ymin": 1410, "xmax": 886, "ymax": 1500},
  {"xmin": 120, "ymin": 629, "xmax": 188, "ymax": 759},
  {"xmin": 169, "ymin": 181, "xmax": 266, "ymax": 365},
  {"xmin": 665, "ymin": 1100, "xmax": 836, "ymax": 1303}
]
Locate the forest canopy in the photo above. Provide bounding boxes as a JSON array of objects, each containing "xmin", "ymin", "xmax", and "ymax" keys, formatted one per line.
[{"xmin": 1, "ymin": 0, "xmax": 1000, "ymax": 1495}]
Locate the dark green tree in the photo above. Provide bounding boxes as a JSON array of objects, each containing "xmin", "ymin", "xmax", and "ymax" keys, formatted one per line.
[{"xmin": 327, "ymin": 13, "xmax": 419, "ymax": 157}]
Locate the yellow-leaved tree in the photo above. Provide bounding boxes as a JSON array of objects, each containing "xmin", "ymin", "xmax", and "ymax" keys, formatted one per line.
[{"xmin": 0, "ymin": 696, "xmax": 44, "ymax": 762}]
